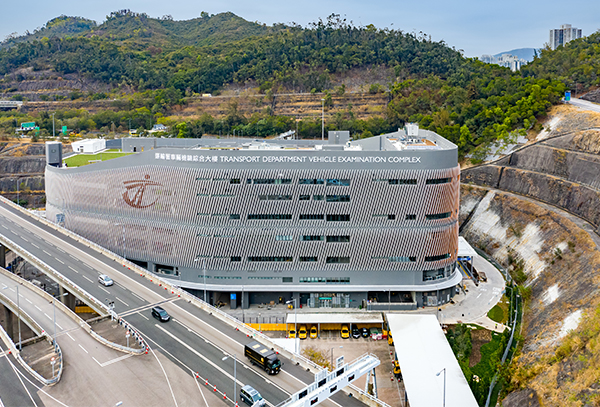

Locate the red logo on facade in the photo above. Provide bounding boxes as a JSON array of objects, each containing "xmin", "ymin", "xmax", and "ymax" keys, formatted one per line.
[{"xmin": 123, "ymin": 175, "xmax": 161, "ymax": 208}]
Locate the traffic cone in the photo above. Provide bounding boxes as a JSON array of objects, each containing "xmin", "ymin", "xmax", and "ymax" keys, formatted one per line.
[
  {"xmin": 223, "ymin": 393, "xmax": 227, "ymax": 400},
  {"xmin": 213, "ymin": 386, "xmax": 217, "ymax": 392}
]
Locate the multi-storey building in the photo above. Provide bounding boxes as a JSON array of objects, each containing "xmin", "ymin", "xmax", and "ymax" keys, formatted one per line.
[
  {"xmin": 550, "ymin": 24, "xmax": 582, "ymax": 50},
  {"xmin": 45, "ymin": 126, "xmax": 461, "ymax": 309}
]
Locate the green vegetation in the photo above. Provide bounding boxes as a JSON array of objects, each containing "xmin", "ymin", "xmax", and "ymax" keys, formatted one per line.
[
  {"xmin": 64, "ymin": 151, "xmax": 132, "ymax": 167},
  {"xmin": 487, "ymin": 305, "xmax": 505, "ymax": 324}
]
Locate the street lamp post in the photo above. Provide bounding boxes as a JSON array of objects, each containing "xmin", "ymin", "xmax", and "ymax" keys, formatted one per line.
[
  {"xmin": 436, "ymin": 368, "xmax": 446, "ymax": 407},
  {"xmin": 258, "ymin": 312, "xmax": 261, "ymax": 332},
  {"xmin": 321, "ymin": 98, "xmax": 325, "ymax": 141},
  {"xmin": 286, "ymin": 298, "xmax": 298, "ymax": 354},
  {"xmin": 222, "ymin": 354, "xmax": 237, "ymax": 403},
  {"xmin": 330, "ymin": 345, "xmax": 343, "ymax": 369},
  {"xmin": 52, "ymin": 113, "xmax": 56, "ymax": 138}
]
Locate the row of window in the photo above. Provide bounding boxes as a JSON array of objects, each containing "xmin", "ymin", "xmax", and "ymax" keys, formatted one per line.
[
  {"xmin": 205, "ymin": 254, "xmax": 449, "ymax": 263},
  {"xmin": 200, "ymin": 194, "xmax": 353, "ymax": 202},
  {"xmin": 199, "ymin": 177, "xmax": 451, "ymax": 186},
  {"xmin": 277, "ymin": 235, "xmax": 351, "ymax": 242},
  {"xmin": 197, "ymin": 213, "xmax": 451, "ymax": 221},
  {"xmin": 299, "ymin": 277, "xmax": 351, "ymax": 284}
]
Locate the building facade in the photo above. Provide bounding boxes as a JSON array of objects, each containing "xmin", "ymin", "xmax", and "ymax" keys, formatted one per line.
[
  {"xmin": 550, "ymin": 24, "xmax": 582, "ymax": 50},
  {"xmin": 45, "ymin": 127, "xmax": 461, "ymax": 308}
]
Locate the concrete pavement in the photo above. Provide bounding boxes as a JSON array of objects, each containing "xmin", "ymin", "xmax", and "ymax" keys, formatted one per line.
[{"xmin": 568, "ymin": 97, "xmax": 600, "ymax": 113}]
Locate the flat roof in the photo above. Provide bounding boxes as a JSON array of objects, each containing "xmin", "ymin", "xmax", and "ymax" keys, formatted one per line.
[
  {"xmin": 387, "ymin": 314, "xmax": 478, "ymax": 407},
  {"xmin": 458, "ymin": 236, "xmax": 477, "ymax": 258},
  {"xmin": 285, "ymin": 313, "xmax": 384, "ymax": 325}
]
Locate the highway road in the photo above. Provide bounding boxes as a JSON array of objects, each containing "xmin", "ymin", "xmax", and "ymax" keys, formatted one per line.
[
  {"xmin": 0, "ymin": 200, "xmax": 367, "ymax": 407},
  {"xmin": 0, "ymin": 339, "xmax": 44, "ymax": 407}
]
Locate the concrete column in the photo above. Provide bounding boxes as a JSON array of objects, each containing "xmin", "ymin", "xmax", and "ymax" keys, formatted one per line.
[
  {"xmin": 59, "ymin": 286, "xmax": 67, "ymax": 305},
  {"xmin": 230, "ymin": 293, "xmax": 238, "ymax": 310},
  {"xmin": 0, "ymin": 244, "xmax": 5, "ymax": 269},
  {"xmin": 241, "ymin": 291, "xmax": 249, "ymax": 309},
  {"xmin": 3, "ymin": 305, "xmax": 14, "ymax": 339}
]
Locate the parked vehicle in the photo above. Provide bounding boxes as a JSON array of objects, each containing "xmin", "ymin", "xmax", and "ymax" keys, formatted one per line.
[
  {"xmin": 352, "ymin": 326, "xmax": 361, "ymax": 339},
  {"xmin": 370, "ymin": 327, "xmax": 383, "ymax": 340},
  {"xmin": 240, "ymin": 385, "xmax": 266, "ymax": 406},
  {"xmin": 151, "ymin": 306, "xmax": 170, "ymax": 322},
  {"xmin": 298, "ymin": 325, "xmax": 308, "ymax": 340},
  {"xmin": 289, "ymin": 328, "xmax": 296, "ymax": 338},
  {"xmin": 98, "ymin": 274, "xmax": 113, "ymax": 286},
  {"xmin": 360, "ymin": 327, "xmax": 369, "ymax": 338},
  {"xmin": 388, "ymin": 330, "xmax": 394, "ymax": 346},
  {"xmin": 244, "ymin": 341, "xmax": 282, "ymax": 375},
  {"xmin": 341, "ymin": 324, "xmax": 350, "ymax": 339},
  {"xmin": 310, "ymin": 326, "xmax": 318, "ymax": 339}
]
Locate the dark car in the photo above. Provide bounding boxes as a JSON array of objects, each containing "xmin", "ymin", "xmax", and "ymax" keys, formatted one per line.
[
  {"xmin": 352, "ymin": 326, "xmax": 361, "ymax": 339},
  {"xmin": 360, "ymin": 327, "xmax": 369, "ymax": 338},
  {"xmin": 151, "ymin": 306, "xmax": 170, "ymax": 322}
]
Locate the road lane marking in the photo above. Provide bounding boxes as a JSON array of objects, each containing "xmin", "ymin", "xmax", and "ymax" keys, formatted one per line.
[
  {"xmin": 92, "ymin": 354, "xmax": 133, "ymax": 368},
  {"xmin": 44, "ymin": 313, "xmax": 52, "ymax": 321},
  {"xmin": 146, "ymin": 343, "xmax": 179, "ymax": 407},
  {"xmin": 98, "ymin": 286, "xmax": 110, "ymax": 294},
  {"xmin": 21, "ymin": 237, "xmax": 28, "ymax": 242},
  {"xmin": 68, "ymin": 266, "xmax": 79, "ymax": 274},
  {"xmin": 476, "ymin": 293, "xmax": 482, "ymax": 299},
  {"xmin": 130, "ymin": 291, "xmax": 145, "ymax": 301},
  {"xmin": 26, "ymin": 299, "xmax": 32, "ymax": 304},
  {"xmin": 82, "ymin": 275, "xmax": 93, "ymax": 283},
  {"xmin": 78, "ymin": 344, "xmax": 88, "ymax": 354},
  {"xmin": 56, "ymin": 247, "xmax": 65, "ymax": 253},
  {"xmin": 35, "ymin": 305, "xmax": 42, "ymax": 312},
  {"xmin": 66, "ymin": 333, "xmax": 75, "ymax": 341},
  {"xmin": 83, "ymin": 263, "xmax": 93, "ymax": 269},
  {"xmin": 31, "ymin": 243, "xmax": 39, "ymax": 248},
  {"xmin": 56, "ymin": 258, "xmax": 64, "ymax": 264},
  {"xmin": 43, "ymin": 250, "xmax": 53, "ymax": 257},
  {"xmin": 116, "ymin": 297, "xmax": 129, "ymax": 306},
  {"xmin": 56, "ymin": 323, "xmax": 63, "ymax": 330},
  {"xmin": 138, "ymin": 313, "xmax": 149, "ymax": 320}
]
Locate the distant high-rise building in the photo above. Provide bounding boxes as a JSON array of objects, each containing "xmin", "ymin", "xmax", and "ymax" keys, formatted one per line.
[
  {"xmin": 478, "ymin": 54, "xmax": 527, "ymax": 72},
  {"xmin": 549, "ymin": 24, "xmax": 582, "ymax": 50}
]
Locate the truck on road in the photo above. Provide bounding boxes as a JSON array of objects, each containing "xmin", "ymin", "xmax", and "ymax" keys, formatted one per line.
[{"xmin": 244, "ymin": 341, "xmax": 282, "ymax": 375}]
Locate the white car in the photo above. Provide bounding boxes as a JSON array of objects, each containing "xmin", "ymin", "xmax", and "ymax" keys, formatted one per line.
[{"xmin": 98, "ymin": 274, "xmax": 114, "ymax": 286}]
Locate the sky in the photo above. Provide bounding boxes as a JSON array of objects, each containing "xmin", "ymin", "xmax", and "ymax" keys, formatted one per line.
[{"xmin": 1, "ymin": 0, "xmax": 599, "ymax": 57}]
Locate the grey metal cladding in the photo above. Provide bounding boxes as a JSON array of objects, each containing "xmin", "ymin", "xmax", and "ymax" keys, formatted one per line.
[{"xmin": 45, "ymin": 155, "xmax": 459, "ymax": 290}]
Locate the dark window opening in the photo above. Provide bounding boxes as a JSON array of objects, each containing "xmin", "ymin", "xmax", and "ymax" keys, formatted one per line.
[
  {"xmin": 388, "ymin": 179, "xmax": 417, "ymax": 185},
  {"xmin": 229, "ymin": 179, "xmax": 241, "ymax": 184},
  {"xmin": 426, "ymin": 177, "xmax": 452, "ymax": 185},
  {"xmin": 231, "ymin": 256, "xmax": 241, "ymax": 262},
  {"xmin": 326, "ymin": 179, "xmax": 351, "ymax": 186},
  {"xmin": 251, "ymin": 178, "xmax": 292, "ymax": 185},
  {"xmin": 259, "ymin": 194, "xmax": 293, "ymax": 201},
  {"xmin": 300, "ymin": 214, "xmax": 324, "ymax": 220},
  {"xmin": 326, "ymin": 235, "xmax": 350, "ymax": 243},
  {"xmin": 425, "ymin": 212, "xmax": 451, "ymax": 220},
  {"xmin": 299, "ymin": 178, "xmax": 325, "ymax": 185},
  {"xmin": 248, "ymin": 256, "xmax": 293, "ymax": 262},
  {"xmin": 302, "ymin": 235, "xmax": 324, "ymax": 241},
  {"xmin": 282, "ymin": 277, "xmax": 293, "ymax": 283},
  {"xmin": 299, "ymin": 195, "xmax": 310, "ymax": 200},
  {"xmin": 326, "ymin": 256, "xmax": 350, "ymax": 264},
  {"xmin": 229, "ymin": 214, "xmax": 240, "ymax": 220},
  {"xmin": 326, "ymin": 195, "xmax": 350, "ymax": 202},
  {"xmin": 326, "ymin": 214, "xmax": 350, "ymax": 222},
  {"xmin": 405, "ymin": 214, "xmax": 416, "ymax": 220},
  {"xmin": 299, "ymin": 256, "xmax": 318, "ymax": 262},
  {"xmin": 425, "ymin": 253, "xmax": 451, "ymax": 262},
  {"xmin": 248, "ymin": 214, "xmax": 292, "ymax": 220},
  {"xmin": 313, "ymin": 195, "xmax": 324, "ymax": 201}
]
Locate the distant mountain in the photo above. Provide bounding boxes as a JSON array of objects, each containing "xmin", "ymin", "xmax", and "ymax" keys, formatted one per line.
[
  {"xmin": 1, "ymin": 15, "xmax": 96, "ymax": 49},
  {"xmin": 493, "ymin": 48, "xmax": 536, "ymax": 62}
]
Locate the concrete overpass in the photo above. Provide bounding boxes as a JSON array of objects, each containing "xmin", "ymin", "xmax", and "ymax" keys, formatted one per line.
[
  {"xmin": 0, "ymin": 100, "xmax": 23, "ymax": 110},
  {"xmin": 0, "ymin": 197, "xmax": 373, "ymax": 407}
]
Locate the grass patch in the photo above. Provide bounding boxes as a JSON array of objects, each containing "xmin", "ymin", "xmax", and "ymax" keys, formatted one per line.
[
  {"xmin": 487, "ymin": 305, "xmax": 504, "ymax": 323},
  {"xmin": 64, "ymin": 152, "xmax": 132, "ymax": 167}
]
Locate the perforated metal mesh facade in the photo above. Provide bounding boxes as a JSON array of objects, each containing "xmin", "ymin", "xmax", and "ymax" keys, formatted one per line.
[{"xmin": 46, "ymin": 137, "xmax": 460, "ymax": 292}]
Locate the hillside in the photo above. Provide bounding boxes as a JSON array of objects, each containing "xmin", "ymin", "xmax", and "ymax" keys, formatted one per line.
[{"xmin": 460, "ymin": 105, "xmax": 600, "ymax": 406}]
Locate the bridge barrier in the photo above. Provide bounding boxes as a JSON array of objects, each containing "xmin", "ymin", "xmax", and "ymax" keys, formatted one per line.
[
  {"xmin": 0, "ymin": 291, "xmax": 63, "ymax": 386},
  {"xmin": 0, "ymin": 263, "xmax": 146, "ymax": 355},
  {"xmin": 2, "ymin": 196, "xmax": 387, "ymax": 406}
]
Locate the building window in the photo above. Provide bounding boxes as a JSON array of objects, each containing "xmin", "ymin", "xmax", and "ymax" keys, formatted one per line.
[
  {"xmin": 405, "ymin": 214, "xmax": 416, "ymax": 220},
  {"xmin": 299, "ymin": 178, "xmax": 325, "ymax": 184},
  {"xmin": 197, "ymin": 233, "xmax": 211, "ymax": 237},
  {"xmin": 282, "ymin": 277, "xmax": 293, "ymax": 283},
  {"xmin": 373, "ymin": 214, "xmax": 395, "ymax": 220},
  {"xmin": 229, "ymin": 214, "xmax": 240, "ymax": 220},
  {"xmin": 299, "ymin": 277, "xmax": 350, "ymax": 284},
  {"xmin": 326, "ymin": 235, "xmax": 350, "ymax": 243},
  {"xmin": 425, "ymin": 212, "xmax": 451, "ymax": 220},
  {"xmin": 426, "ymin": 177, "xmax": 452, "ymax": 185},
  {"xmin": 197, "ymin": 193, "xmax": 209, "ymax": 197},
  {"xmin": 300, "ymin": 214, "xmax": 324, "ymax": 220},
  {"xmin": 326, "ymin": 214, "xmax": 350, "ymax": 222},
  {"xmin": 259, "ymin": 194, "xmax": 293, "ymax": 201},
  {"xmin": 299, "ymin": 256, "xmax": 318, "ymax": 262},
  {"xmin": 248, "ymin": 214, "xmax": 292, "ymax": 220},
  {"xmin": 197, "ymin": 213, "xmax": 209, "ymax": 216},
  {"xmin": 214, "ymin": 234, "xmax": 235, "ymax": 238},
  {"xmin": 251, "ymin": 178, "xmax": 292, "ymax": 185},
  {"xmin": 326, "ymin": 256, "xmax": 350, "ymax": 264},
  {"xmin": 423, "ymin": 268, "xmax": 445, "ymax": 281},
  {"xmin": 231, "ymin": 256, "xmax": 241, "ymax": 262},
  {"xmin": 299, "ymin": 195, "xmax": 310, "ymax": 200},
  {"xmin": 313, "ymin": 195, "xmax": 324, "ymax": 201},
  {"xmin": 326, "ymin": 195, "xmax": 350, "ymax": 202},
  {"xmin": 276, "ymin": 235, "xmax": 293, "ymax": 241},
  {"xmin": 302, "ymin": 235, "xmax": 324, "ymax": 241},
  {"xmin": 248, "ymin": 256, "xmax": 293, "ymax": 262},
  {"xmin": 300, "ymin": 277, "xmax": 326, "ymax": 283},
  {"xmin": 196, "ymin": 177, "xmax": 211, "ymax": 181},
  {"xmin": 388, "ymin": 179, "xmax": 417, "ymax": 185},
  {"xmin": 212, "ymin": 194, "xmax": 236, "ymax": 197},
  {"xmin": 389, "ymin": 256, "xmax": 416, "ymax": 262},
  {"xmin": 230, "ymin": 178, "xmax": 241, "ymax": 184},
  {"xmin": 326, "ymin": 179, "xmax": 351, "ymax": 186},
  {"xmin": 425, "ymin": 253, "xmax": 451, "ymax": 262}
]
